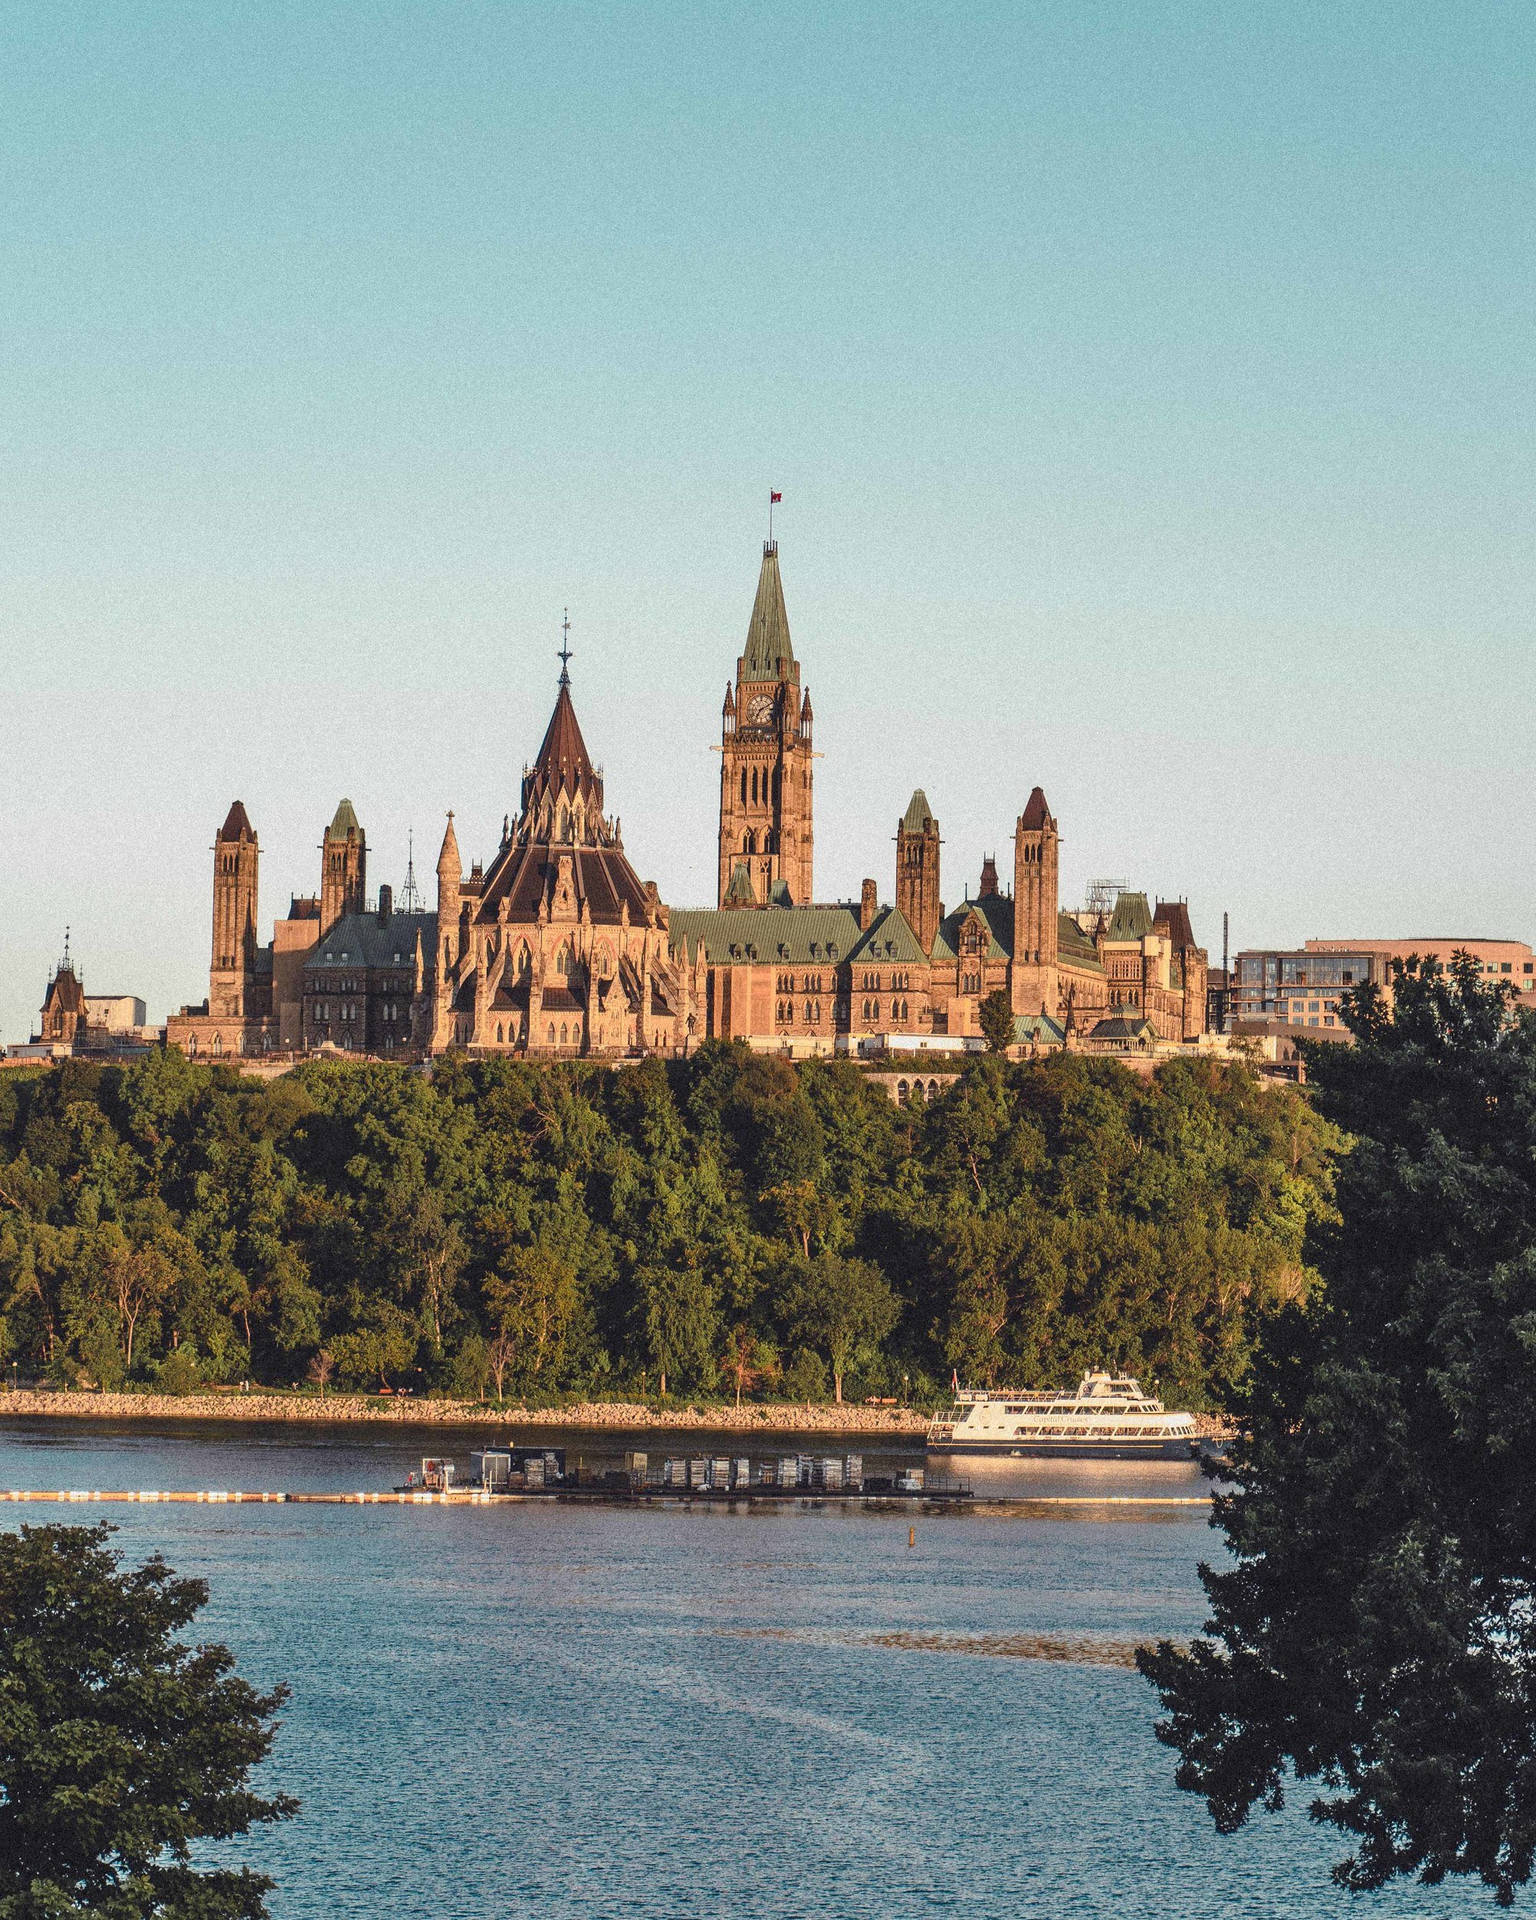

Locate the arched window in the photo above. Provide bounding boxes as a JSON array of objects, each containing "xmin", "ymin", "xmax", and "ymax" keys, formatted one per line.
[
  {"xmin": 897, "ymin": 1079, "xmax": 910, "ymax": 1104},
  {"xmin": 212, "ymin": 1033, "xmax": 223, "ymax": 1056},
  {"xmin": 496, "ymin": 1023, "xmax": 504, "ymax": 1043},
  {"xmin": 805, "ymin": 1000, "xmax": 813, "ymax": 1023},
  {"xmin": 557, "ymin": 803, "xmax": 570, "ymax": 842},
  {"xmin": 547, "ymin": 1022, "xmax": 555, "ymax": 1046},
  {"xmin": 928, "ymin": 1079, "xmax": 939, "ymax": 1100},
  {"xmin": 555, "ymin": 944, "xmax": 571, "ymax": 977},
  {"xmin": 514, "ymin": 941, "xmax": 531, "ymax": 977},
  {"xmin": 740, "ymin": 770, "xmax": 748, "ymax": 806},
  {"xmin": 751, "ymin": 767, "xmax": 758, "ymax": 805},
  {"xmin": 560, "ymin": 1022, "xmax": 568, "ymax": 1046}
]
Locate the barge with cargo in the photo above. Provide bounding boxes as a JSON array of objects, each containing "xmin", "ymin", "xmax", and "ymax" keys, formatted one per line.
[{"xmin": 396, "ymin": 1446, "xmax": 963, "ymax": 1503}]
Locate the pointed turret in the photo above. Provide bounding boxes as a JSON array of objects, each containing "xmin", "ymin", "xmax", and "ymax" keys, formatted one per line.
[
  {"xmin": 436, "ymin": 811, "xmax": 461, "ymax": 885},
  {"xmin": 218, "ymin": 800, "xmax": 255, "ymax": 843},
  {"xmin": 742, "ymin": 542, "xmax": 795, "ymax": 680},
  {"xmin": 799, "ymin": 687, "xmax": 813, "ymax": 732}
]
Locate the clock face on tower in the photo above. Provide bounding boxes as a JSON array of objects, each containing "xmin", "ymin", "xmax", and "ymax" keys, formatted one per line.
[{"xmin": 746, "ymin": 693, "xmax": 774, "ymax": 726}]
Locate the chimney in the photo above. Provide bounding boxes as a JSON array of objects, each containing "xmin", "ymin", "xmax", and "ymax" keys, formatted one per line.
[
  {"xmin": 860, "ymin": 878, "xmax": 878, "ymax": 930},
  {"xmin": 378, "ymin": 884, "xmax": 393, "ymax": 923}
]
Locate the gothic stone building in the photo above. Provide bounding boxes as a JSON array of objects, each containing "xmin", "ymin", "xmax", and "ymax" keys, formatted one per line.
[
  {"xmin": 672, "ymin": 550, "xmax": 1209, "ymax": 1055},
  {"xmin": 167, "ymin": 537, "xmax": 1205, "ymax": 1063},
  {"xmin": 423, "ymin": 669, "xmax": 693, "ymax": 1055}
]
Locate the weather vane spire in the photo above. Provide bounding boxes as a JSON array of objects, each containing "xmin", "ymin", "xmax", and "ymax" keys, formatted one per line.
[{"xmin": 558, "ymin": 608, "xmax": 573, "ymax": 687}]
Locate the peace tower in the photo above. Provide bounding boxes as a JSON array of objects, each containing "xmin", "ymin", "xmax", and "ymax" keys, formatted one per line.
[{"xmin": 716, "ymin": 541, "xmax": 814, "ymax": 907}]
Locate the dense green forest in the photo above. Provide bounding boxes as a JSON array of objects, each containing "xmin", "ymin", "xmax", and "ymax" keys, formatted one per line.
[{"xmin": 0, "ymin": 1046, "xmax": 1338, "ymax": 1409}]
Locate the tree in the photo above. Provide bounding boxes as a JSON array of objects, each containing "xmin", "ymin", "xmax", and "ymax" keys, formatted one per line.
[
  {"xmin": 635, "ymin": 1262, "xmax": 718, "ymax": 1397},
  {"xmin": 779, "ymin": 1254, "xmax": 899, "ymax": 1404},
  {"xmin": 0, "ymin": 1522, "xmax": 295, "ymax": 1919},
  {"xmin": 1139, "ymin": 956, "xmax": 1536, "ymax": 1905},
  {"xmin": 482, "ymin": 1242, "xmax": 579, "ymax": 1392},
  {"xmin": 979, "ymin": 988, "xmax": 1015, "ymax": 1055}
]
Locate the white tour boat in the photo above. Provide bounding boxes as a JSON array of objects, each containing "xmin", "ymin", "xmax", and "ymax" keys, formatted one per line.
[{"xmin": 926, "ymin": 1371, "xmax": 1198, "ymax": 1460}]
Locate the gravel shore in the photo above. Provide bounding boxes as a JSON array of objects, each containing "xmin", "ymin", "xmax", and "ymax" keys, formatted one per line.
[{"xmin": 0, "ymin": 1388, "xmax": 932, "ymax": 1436}]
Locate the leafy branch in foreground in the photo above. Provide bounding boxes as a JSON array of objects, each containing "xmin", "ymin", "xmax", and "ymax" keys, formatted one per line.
[
  {"xmin": 1139, "ymin": 955, "xmax": 1536, "ymax": 1904},
  {"xmin": 0, "ymin": 1522, "xmax": 295, "ymax": 1920}
]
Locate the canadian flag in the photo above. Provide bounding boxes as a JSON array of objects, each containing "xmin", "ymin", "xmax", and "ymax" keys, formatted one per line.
[
  {"xmin": 951, "ymin": 1368, "xmax": 959, "ymax": 1391},
  {"xmin": 770, "ymin": 490, "xmax": 782, "ymax": 503}
]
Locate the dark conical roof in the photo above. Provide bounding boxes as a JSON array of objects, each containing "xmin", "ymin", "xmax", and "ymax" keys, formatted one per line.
[
  {"xmin": 534, "ymin": 682, "xmax": 594, "ymax": 789},
  {"xmin": 1020, "ymin": 787, "xmax": 1054, "ymax": 830},
  {"xmin": 219, "ymin": 800, "xmax": 255, "ymax": 843},
  {"xmin": 518, "ymin": 679, "xmax": 606, "ymax": 834},
  {"xmin": 742, "ymin": 543, "xmax": 795, "ymax": 680}
]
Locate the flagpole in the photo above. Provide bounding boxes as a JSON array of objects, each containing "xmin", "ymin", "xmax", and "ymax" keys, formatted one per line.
[{"xmin": 768, "ymin": 490, "xmax": 774, "ymax": 545}]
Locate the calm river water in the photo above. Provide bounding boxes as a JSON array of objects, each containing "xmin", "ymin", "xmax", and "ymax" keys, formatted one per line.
[{"xmin": 0, "ymin": 1418, "xmax": 1491, "ymax": 1917}]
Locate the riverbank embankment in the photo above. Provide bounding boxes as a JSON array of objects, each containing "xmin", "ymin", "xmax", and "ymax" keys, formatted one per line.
[{"xmin": 0, "ymin": 1388, "xmax": 933, "ymax": 1436}]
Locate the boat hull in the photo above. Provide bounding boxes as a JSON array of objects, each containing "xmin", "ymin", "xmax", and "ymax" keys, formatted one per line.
[{"xmin": 927, "ymin": 1436, "xmax": 1197, "ymax": 1460}]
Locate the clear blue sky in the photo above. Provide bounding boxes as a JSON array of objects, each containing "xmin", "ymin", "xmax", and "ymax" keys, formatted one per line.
[{"xmin": 4, "ymin": 1, "xmax": 1534, "ymax": 1040}]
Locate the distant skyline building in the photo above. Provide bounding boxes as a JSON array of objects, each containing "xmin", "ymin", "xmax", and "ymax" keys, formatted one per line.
[{"xmin": 1233, "ymin": 936, "xmax": 1536, "ymax": 1039}]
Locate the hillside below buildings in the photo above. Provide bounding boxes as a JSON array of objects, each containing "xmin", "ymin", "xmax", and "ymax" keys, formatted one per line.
[{"xmin": 18, "ymin": 538, "xmax": 1245, "ymax": 1066}]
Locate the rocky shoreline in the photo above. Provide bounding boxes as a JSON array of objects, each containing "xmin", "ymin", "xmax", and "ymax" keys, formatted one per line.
[{"xmin": 0, "ymin": 1388, "xmax": 933, "ymax": 1436}]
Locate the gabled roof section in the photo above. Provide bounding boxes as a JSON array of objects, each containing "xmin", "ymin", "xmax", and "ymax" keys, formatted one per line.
[
  {"xmin": 327, "ymin": 798, "xmax": 362, "ymax": 841},
  {"xmin": 932, "ymin": 895, "xmax": 1011, "ymax": 962},
  {"xmin": 1154, "ymin": 899, "xmax": 1196, "ymax": 948},
  {"xmin": 1058, "ymin": 909, "xmax": 1104, "ymax": 972},
  {"xmin": 669, "ymin": 905, "xmax": 861, "ymax": 968},
  {"xmin": 901, "ymin": 789, "xmax": 936, "ymax": 834},
  {"xmin": 848, "ymin": 904, "xmax": 928, "ymax": 966},
  {"xmin": 1089, "ymin": 1015, "xmax": 1158, "ymax": 1042},
  {"xmin": 305, "ymin": 912, "xmax": 436, "ymax": 972},
  {"xmin": 1106, "ymin": 891, "xmax": 1153, "ymax": 941},
  {"xmin": 218, "ymin": 801, "xmax": 255, "ymax": 843},
  {"xmin": 1015, "ymin": 1011, "xmax": 1066, "ymax": 1044},
  {"xmin": 742, "ymin": 542, "xmax": 795, "ymax": 680}
]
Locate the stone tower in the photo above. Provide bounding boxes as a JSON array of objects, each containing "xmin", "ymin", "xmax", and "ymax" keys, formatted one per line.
[
  {"xmin": 895, "ymin": 789, "xmax": 942, "ymax": 955},
  {"xmin": 210, "ymin": 800, "xmax": 260, "ymax": 1018},
  {"xmin": 717, "ymin": 542, "xmax": 814, "ymax": 906},
  {"xmin": 1011, "ymin": 786, "xmax": 1059, "ymax": 1016},
  {"xmin": 320, "ymin": 798, "xmax": 367, "ymax": 935}
]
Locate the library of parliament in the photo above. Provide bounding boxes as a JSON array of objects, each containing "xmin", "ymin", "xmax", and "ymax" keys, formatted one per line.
[{"xmin": 164, "ymin": 542, "xmax": 1209, "ymax": 1063}]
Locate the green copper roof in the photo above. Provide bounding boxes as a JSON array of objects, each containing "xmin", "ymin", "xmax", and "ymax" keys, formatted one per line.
[
  {"xmin": 327, "ymin": 797, "xmax": 362, "ymax": 841},
  {"xmin": 669, "ymin": 905, "xmax": 861, "ymax": 968},
  {"xmin": 848, "ymin": 904, "xmax": 928, "ymax": 966},
  {"xmin": 1015, "ymin": 1011, "xmax": 1066, "ymax": 1043},
  {"xmin": 722, "ymin": 863, "xmax": 758, "ymax": 907},
  {"xmin": 1106, "ymin": 891, "xmax": 1153, "ymax": 941},
  {"xmin": 741, "ymin": 543, "xmax": 795, "ymax": 680},
  {"xmin": 932, "ymin": 897, "xmax": 1012, "ymax": 963},
  {"xmin": 1057, "ymin": 910, "xmax": 1104, "ymax": 971},
  {"xmin": 901, "ymin": 789, "xmax": 936, "ymax": 834}
]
